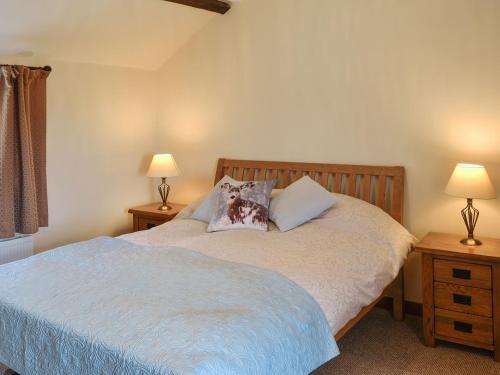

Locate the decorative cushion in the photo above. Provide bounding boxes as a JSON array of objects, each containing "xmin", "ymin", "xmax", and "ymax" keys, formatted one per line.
[
  {"xmin": 269, "ymin": 176, "xmax": 337, "ymax": 232},
  {"xmin": 191, "ymin": 175, "xmax": 237, "ymax": 223},
  {"xmin": 207, "ymin": 180, "xmax": 276, "ymax": 232}
]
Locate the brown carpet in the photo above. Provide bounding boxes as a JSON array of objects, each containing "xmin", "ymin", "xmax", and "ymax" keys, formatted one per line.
[
  {"xmin": 2, "ymin": 308, "xmax": 500, "ymax": 374},
  {"xmin": 313, "ymin": 307, "xmax": 500, "ymax": 375}
]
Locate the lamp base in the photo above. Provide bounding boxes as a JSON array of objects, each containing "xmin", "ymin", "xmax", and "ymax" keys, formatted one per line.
[
  {"xmin": 460, "ymin": 198, "xmax": 482, "ymax": 246},
  {"xmin": 460, "ymin": 237, "xmax": 482, "ymax": 246},
  {"xmin": 158, "ymin": 204, "xmax": 172, "ymax": 211},
  {"xmin": 157, "ymin": 178, "xmax": 172, "ymax": 212}
]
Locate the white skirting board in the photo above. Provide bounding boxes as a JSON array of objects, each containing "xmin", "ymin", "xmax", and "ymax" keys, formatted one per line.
[{"xmin": 0, "ymin": 234, "xmax": 33, "ymax": 265}]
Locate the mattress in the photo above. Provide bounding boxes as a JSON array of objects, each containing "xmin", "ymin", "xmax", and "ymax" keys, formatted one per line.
[{"xmin": 121, "ymin": 193, "xmax": 415, "ymax": 334}]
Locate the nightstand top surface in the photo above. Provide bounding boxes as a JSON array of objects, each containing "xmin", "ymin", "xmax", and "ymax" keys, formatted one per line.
[
  {"xmin": 416, "ymin": 232, "xmax": 500, "ymax": 262},
  {"xmin": 128, "ymin": 203, "xmax": 186, "ymax": 218}
]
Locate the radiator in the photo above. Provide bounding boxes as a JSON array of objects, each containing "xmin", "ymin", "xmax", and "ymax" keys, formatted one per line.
[{"xmin": 0, "ymin": 234, "xmax": 33, "ymax": 265}]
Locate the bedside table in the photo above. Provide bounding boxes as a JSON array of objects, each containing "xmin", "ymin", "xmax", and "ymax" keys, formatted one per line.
[
  {"xmin": 128, "ymin": 203, "xmax": 186, "ymax": 232},
  {"xmin": 416, "ymin": 232, "xmax": 500, "ymax": 361}
]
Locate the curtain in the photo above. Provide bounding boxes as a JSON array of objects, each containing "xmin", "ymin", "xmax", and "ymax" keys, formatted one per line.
[{"xmin": 0, "ymin": 65, "xmax": 50, "ymax": 238}]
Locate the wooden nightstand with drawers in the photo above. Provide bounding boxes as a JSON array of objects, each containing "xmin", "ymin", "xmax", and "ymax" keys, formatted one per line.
[
  {"xmin": 128, "ymin": 203, "xmax": 186, "ymax": 232},
  {"xmin": 416, "ymin": 232, "xmax": 500, "ymax": 361}
]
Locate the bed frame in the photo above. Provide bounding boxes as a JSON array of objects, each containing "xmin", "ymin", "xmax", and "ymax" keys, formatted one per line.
[{"xmin": 214, "ymin": 158, "xmax": 406, "ymax": 340}]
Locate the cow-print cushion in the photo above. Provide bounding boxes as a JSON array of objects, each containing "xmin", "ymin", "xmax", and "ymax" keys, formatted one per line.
[{"xmin": 207, "ymin": 180, "xmax": 276, "ymax": 232}]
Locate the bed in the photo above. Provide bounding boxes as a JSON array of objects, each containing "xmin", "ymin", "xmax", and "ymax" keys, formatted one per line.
[{"xmin": 0, "ymin": 159, "xmax": 414, "ymax": 375}]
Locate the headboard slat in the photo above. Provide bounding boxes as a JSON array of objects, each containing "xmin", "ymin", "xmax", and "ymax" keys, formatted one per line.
[
  {"xmin": 333, "ymin": 174, "xmax": 342, "ymax": 193},
  {"xmin": 391, "ymin": 174, "xmax": 404, "ymax": 224},
  {"xmin": 255, "ymin": 168, "xmax": 265, "ymax": 181},
  {"xmin": 377, "ymin": 176, "xmax": 387, "ymax": 209},
  {"xmin": 320, "ymin": 172, "xmax": 328, "ymax": 188},
  {"xmin": 267, "ymin": 169, "xmax": 278, "ymax": 182},
  {"xmin": 235, "ymin": 168, "xmax": 244, "ymax": 180},
  {"xmin": 363, "ymin": 175, "xmax": 372, "ymax": 202},
  {"xmin": 214, "ymin": 159, "xmax": 405, "ymax": 224},
  {"xmin": 347, "ymin": 174, "xmax": 356, "ymax": 196}
]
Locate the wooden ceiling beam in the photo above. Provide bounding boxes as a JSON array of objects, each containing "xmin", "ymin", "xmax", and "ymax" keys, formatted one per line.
[{"xmin": 163, "ymin": 0, "xmax": 231, "ymax": 15}]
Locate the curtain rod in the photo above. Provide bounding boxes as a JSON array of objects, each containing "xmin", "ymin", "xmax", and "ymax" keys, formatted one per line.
[{"xmin": 0, "ymin": 64, "xmax": 52, "ymax": 72}]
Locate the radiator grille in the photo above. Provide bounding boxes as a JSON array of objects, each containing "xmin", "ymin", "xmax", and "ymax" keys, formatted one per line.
[{"xmin": 0, "ymin": 234, "xmax": 33, "ymax": 265}]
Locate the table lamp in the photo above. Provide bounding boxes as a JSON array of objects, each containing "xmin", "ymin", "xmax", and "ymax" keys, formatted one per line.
[
  {"xmin": 445, "ymin": 163, "xmax": 497, "ymax": 246},
  {"xmin": 147, "ymin": 154, "xmax": 180, "ymax": 211}
]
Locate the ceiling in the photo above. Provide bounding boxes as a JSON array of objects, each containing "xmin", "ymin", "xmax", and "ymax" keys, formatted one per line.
[{"xmin": 0, "ymin": 0, "xmax": 217, "ymax": 70}]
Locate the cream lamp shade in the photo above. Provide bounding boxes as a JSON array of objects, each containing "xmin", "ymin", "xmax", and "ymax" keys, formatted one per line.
[
  {"xmin": 445, "ymin": 164, "xmax": 496, "ymax": 199},
  {"xmin": 147, "ymin": 154, "xmax": 180, "ymax": 178}
]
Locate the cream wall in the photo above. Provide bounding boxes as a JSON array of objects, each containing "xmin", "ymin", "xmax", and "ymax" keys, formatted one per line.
[
  {"xmin": 40, "ymin": 62, "xmax": 161, "ymax": 251},
  {"xmin": 4, "ymin": 59, "xmax": 160, "ymax": 252},
  {"xmin": 156, "ymin": 0, "xmax": 500, "ymax": 302}
]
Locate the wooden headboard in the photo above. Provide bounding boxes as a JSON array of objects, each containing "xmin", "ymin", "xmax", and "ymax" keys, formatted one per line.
[{"xmin": 214, "ymin": 159, "xmax": 405, "ymax": 224}]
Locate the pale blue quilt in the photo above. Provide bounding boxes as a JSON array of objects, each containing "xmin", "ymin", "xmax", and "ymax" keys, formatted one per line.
[{"xmin": 0, "ymin": 237, "xmax": 338, "ymax": 375}]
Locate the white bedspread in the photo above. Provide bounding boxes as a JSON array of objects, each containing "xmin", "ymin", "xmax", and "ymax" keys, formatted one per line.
[
  {"xmin": 122, "ymin": 193, "xmax": 415, "ymax": 334},
  {"xmin": 0, "ymin": 238, "xmax": 338, "ymax": 375}
]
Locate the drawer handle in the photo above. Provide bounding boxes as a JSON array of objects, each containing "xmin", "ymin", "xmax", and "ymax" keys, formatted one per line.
[
  {"xmin": 453, "ymin": 293, "xmax": 472, "ymax": 306},
  {"xmin": 454, "ymin": 321, "xmax": 473, "ymax": 334},
  {"xmin": 452, "ymin": 268, "xmax": 471, "ymax": 280},
  {"xmin": 146, "ymin": 223, "xmax": 156, "ymax": 230}
]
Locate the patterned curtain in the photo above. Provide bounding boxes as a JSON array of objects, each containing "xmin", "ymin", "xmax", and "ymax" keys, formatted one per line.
[{"xmin": 0, "ymin": 65, "xmax": 50, "ymax": 238}]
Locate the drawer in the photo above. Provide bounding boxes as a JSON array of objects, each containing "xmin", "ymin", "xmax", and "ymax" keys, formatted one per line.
[
  {"xmin": 435, "ymin": 308, "xmax": 493, "ymax": 346},
  {"xmin": 434, "ymin": 282, "xmax": 492, "ymax": 317},
  {"xmin": 137, "ymin": 217, "xmax": 166, "ymax": 231},
  {"xmin": 434, "ymin": 259, "xmax": 491, "ymax": 289}
]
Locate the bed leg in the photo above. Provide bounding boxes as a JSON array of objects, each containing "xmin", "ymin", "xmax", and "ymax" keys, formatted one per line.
[{"xmin": 392, "ymin": 269, "xmax": 404, "ymax": 321}]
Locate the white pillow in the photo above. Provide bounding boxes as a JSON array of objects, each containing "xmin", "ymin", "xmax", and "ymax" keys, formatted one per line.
[
  {"xmin": 269, "ymin": 176, "xmax": 337, "ymax": 232},
  {"xmin": 174, "ymin": 195, "xmax": 206, "ymax": 221},
  {"xmin": 191, "ymin": 175, "xmax": 237, "ymax": 222}
]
